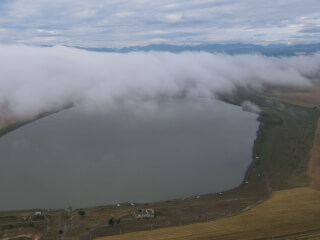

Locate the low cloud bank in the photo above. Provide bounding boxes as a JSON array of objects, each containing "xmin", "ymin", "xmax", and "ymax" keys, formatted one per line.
[
  {"xmin": 241, "ymin": 101, "xmax": 261, "ymax": 114},
  {"xmin": 0, "ymin": 45, "xmax": 319, "ymax": 125}
]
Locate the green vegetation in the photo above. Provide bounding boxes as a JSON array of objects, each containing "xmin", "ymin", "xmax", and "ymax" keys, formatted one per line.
[
  {"xmin": 220, "ymin": 88, "xmax": 319, "ymax": 192},
  {"xmin": 78, "ymin": 210, "xmax": 86, "ymax": 217},
  {"xmin": 108, "ymin": 216, "xmax": 115, "ymax": 226},
  {"xmin": 108, "ymin": 216, "xmax": 122, "ymax": 226}
]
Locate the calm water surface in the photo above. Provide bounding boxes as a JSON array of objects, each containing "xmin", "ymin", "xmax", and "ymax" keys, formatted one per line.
[{"xmin": 0, "ymin": 98, "xmax": 259, "ymax": 210}]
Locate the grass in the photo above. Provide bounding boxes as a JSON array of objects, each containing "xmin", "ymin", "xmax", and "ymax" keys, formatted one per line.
[
  {"xmin": 220, "ymin": 88, "xmax": 319, "ymax": 191},
  {"xmin": 95, "ymin": 187, "xmax": 320, "ymax": 240},
  {"xmin": 309, "ymin": 119, "xmax": 320, "ymax": 189},
  {"xmin": 265, "ymin": 84, "xmax": 320, "ymax": 108}
]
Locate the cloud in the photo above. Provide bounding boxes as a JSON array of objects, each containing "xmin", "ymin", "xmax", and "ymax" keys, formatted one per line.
[
  {"xmin": 0, "ymin": 45, "xmax": 319, "ymax": 126},
  {"xmin": 0, "ymin": 0, "xmax": 320, "ymax": 46},
  {"xmin": 299, "ymin": 26, "xmax": 320, "ymax": 33},
  {"xmin": 166, "ymin": 13, "xmax": 183, "ymax": 23},
  {"xmin": 241, "ymin": 101, "xmax": 261, "ymax": 114}
]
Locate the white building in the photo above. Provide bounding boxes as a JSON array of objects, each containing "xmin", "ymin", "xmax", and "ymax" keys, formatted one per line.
[
  {"xmin": 34, "ymin": 212, "xmax": 42, "ymax": 216},
  {"xmin": 134, "ymin": 209, "xmax": 155, "ymax": 218}
]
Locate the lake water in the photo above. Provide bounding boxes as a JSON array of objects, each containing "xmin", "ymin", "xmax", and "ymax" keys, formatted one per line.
[{"xmin": 0, "ymin": 98, "xmax": 259, "ymax": 210}]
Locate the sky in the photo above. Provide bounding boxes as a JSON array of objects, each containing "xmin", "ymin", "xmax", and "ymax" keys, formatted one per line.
[{"xmin": 0, "ymin": 0, "xmax": 319, "ymax": 47}]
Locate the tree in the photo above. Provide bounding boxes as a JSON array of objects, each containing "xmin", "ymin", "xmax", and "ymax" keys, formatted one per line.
[
  {"xmin": 78, "ymin": 210, "xmax": 86, "ymax": 217},
  {"xmin": 108, "ymin": 216, "xmax": 115, "ymax": 226}
]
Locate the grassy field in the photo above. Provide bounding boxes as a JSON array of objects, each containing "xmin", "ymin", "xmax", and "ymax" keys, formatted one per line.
[
  {"xmin": 265, "ymin": 84, "xmax": 320, "ymax": 108},
  {"xmin": 0, "ymin": 86, "xmax": 319, "ymax": 240},
  {"xmin": 309, "ymin": 119, "xmax": 320, "ymax": 189},
  {"xmin": 95, "ymin": 187, "xmax": 320, "ymax": 240},
  {"xmin": 221, "ymin": 87, "xmax": 319, "ymax": 192}
]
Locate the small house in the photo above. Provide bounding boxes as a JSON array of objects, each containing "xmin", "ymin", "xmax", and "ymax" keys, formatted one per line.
[{"xmin": 134, "ymin": 209, "xmax": 154, "ymax": 219}]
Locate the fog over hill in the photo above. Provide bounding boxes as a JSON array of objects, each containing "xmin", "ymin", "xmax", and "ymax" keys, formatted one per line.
[{"xmin": 0, "ymin": 44, "xmax": 319, "ymax": 127}]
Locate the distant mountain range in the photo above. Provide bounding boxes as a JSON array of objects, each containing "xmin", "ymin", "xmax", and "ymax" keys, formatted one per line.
[{"xmin": 74, "ymin": 43, "xmax": 320, "ymax": 56}]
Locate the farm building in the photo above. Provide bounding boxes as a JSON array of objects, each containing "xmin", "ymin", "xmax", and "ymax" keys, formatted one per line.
[
  {"xmin": 34, "ymin": 212, "xmax": 42, "ymax": 216},
  {"xmin": 134, "ymin": 209, "xmax": 155, "ymax": 219}
]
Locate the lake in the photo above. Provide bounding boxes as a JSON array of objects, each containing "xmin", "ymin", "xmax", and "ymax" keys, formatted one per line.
[{"xmin": 0, "ymin": 98, "xmax": 259, "ymax": 210}]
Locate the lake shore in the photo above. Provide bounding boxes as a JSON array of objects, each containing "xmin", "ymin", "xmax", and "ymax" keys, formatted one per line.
[{"xmin": 0, "ymin": 86, "xmax": 319, "ymax": 240}]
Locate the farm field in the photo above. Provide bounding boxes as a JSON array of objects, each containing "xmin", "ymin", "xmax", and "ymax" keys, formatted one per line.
[{"xmin": 95, "ymin": 187, "xmax": 320, "ymax": 240}]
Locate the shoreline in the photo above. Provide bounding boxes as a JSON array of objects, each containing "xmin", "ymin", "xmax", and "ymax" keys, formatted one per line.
[
  {"xmin": 0, "ymin": 98, "xmax": 262, "ymax": 212},
  {"xmin": 0, "ymin": 90, "xmax": 319, "ymax": 240}
]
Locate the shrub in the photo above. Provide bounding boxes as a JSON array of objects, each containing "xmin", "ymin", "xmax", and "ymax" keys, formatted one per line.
[
  {"xmin": 78, "ymin": 210, "xmax": 86, "ymax": 217},
  {"xmin": 108, "ymin": 217, "xmax": 114, "ymax": 226}
]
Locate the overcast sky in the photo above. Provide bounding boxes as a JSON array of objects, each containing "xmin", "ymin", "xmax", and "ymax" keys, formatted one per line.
[{"xmin": 0, "ymin": 0, "xmax": 319, "ymax": 47}]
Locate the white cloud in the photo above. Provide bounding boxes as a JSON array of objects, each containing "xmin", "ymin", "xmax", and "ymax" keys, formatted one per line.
[
  {"xmin": 163, "ymin": 3, "xmax": 180, "ymax": 9},
  {"xmin": 166, "ymin": 13, "xmax": 182, "ymax": 22},
  {"xmin": 241, "ymin": 101, "xmax": 261, "ymax": 113},
  {"xmin": 0, "ymin": 45, "xmax": 319, "ymax": 126},
  {"xmin": 0, "ymin": 0, "xmax": 319, "ymax": 46}
]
